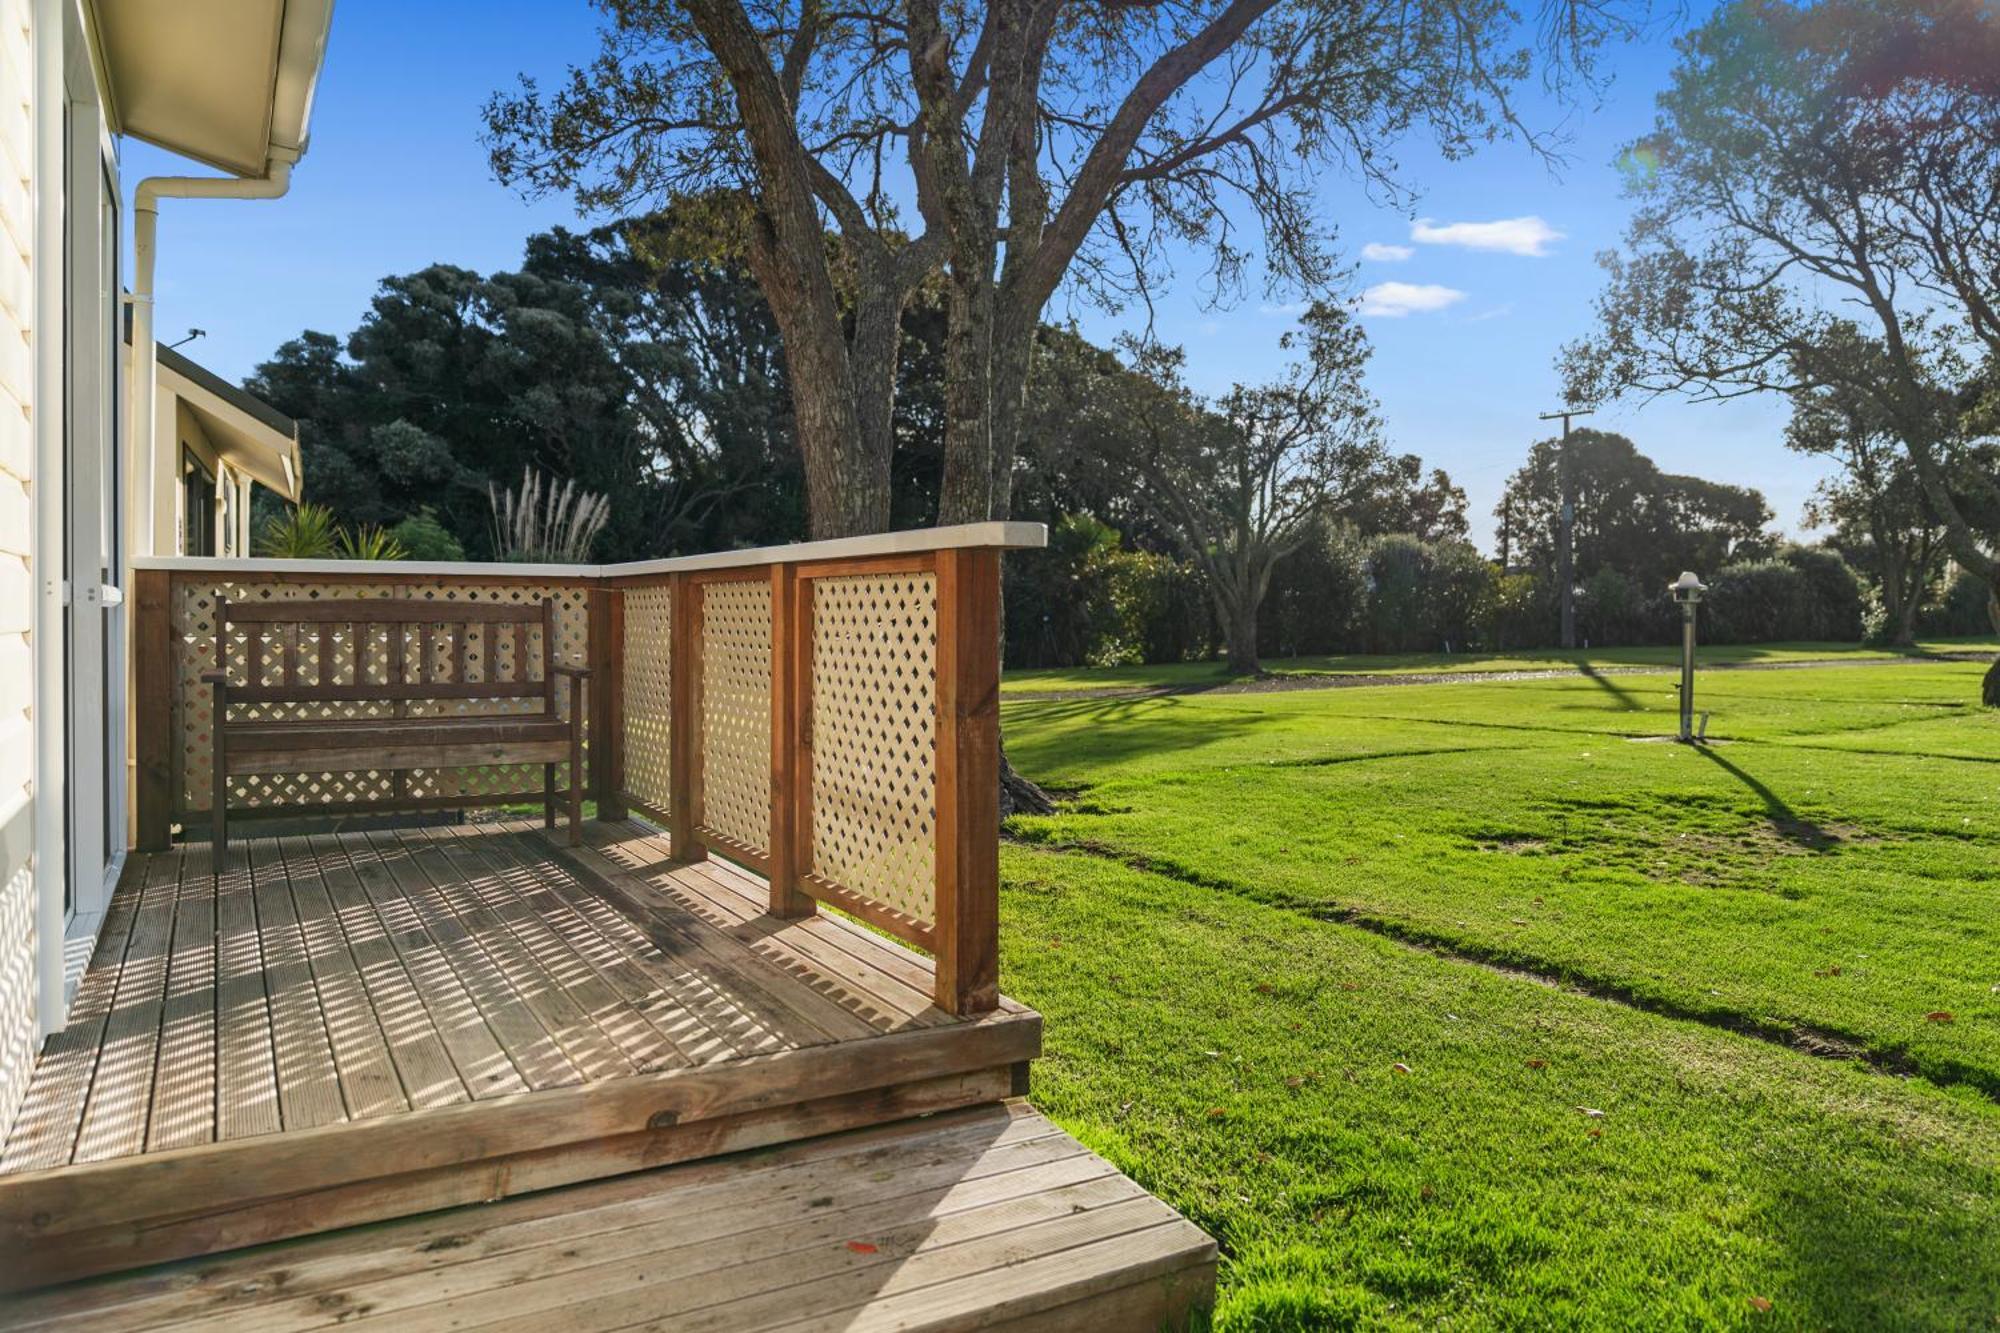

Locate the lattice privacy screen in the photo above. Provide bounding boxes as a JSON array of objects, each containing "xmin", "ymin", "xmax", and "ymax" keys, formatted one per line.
[
  {"xmin": 807, "ymin": 571, "xmax": 939, "ymax": 929},
  {"xmin": 621, "ymin": 581, "xmax": 673, "ymax": 816},
  {"xmin": 696, "ymin": 577, "xmax": 773, "ymax": 854},
  {"xmin": 173, "ymin": 577, "xmax": 592, "ymax": 816}
]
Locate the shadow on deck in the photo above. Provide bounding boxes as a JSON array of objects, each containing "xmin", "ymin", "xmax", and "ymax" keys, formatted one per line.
[{"xmin": 0, "ymin": 820, "xmax": 1041, "ymax": 1291}]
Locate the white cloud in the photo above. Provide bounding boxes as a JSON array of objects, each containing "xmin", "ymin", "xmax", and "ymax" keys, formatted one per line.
[
  {"xmin": 1359, "ymin": 282, "xmax": 1467, "ymax": 318},
  {"xmin": 1462, "ymin": 303, "xmax": 1515, "ymax": 323},
  {"xmin": 1410, "ymin": 215, "xmax": 1564, "ymax": 257},
  {"xmin": 1361, "ymin": 242, "xmax": 1414, "ymax": 262},
  {"xmin": 1257, "ymin": 301, "xmax": 1307, "ymax": 316}
]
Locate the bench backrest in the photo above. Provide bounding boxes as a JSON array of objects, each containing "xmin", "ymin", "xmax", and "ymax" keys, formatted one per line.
[{"xmin": 214, "ymin": 596, "xmax": 559, "ymax": 707}]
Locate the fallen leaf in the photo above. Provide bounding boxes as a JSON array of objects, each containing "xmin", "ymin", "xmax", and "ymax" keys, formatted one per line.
[
  {"xmin": 1341, "ymin": 982, "xmax": 1362, "ymax": 991},
  {"xmin": 1206, "ymin": 1106, "xmax": 1229, "ymax": 1119},
  {"xmin": 1391, "ymin": 1062, "xmax": 1413, "ymax": 1075},
  {"xmin": 1255, "ymin": 982, "xmax": 1275, "ymax": 994},
  {"xmin": 1813, "ymin": 965, "xmax": 1842, "ymax": 978},
  {"xmin": 1747, "ymin": 1295, "xmax": 1773, "ymax": 1313},
  {"xmin": 1255, "ymin": 1151, "xmax": 1274, "ymax": 1164},
  {"xmin": 1586, "ymin": 1128, "xmax": 1602, "ymax": 1140},
  {"xmin": 846, "ymin": 1241, "xmax": 878, "ymax": 1254},
  {"xmin": 1509, "ymin": 918, "xmax": 1529, "ymax": 926},
  {"xmin": 1285, "ymin": 1075, "xmax": 1306, "ymax": 1089},
  {"xmin": 1420, "ymin": 1184, "xmax": 1436, "ymax": 1200},
  {"xmin": 1576, "ymin": 1106, "xmax": 1606, "ymax": 1118},
  {"xmin": 1203, "ymin": 1049, "xmax": 1223, "ymax": 1058},
  {"xmin": 1526, "ymin": 1058, "xmax": 1548, "ymax": 1070},
  {"xmin": 1925, "ymin": 1011, "xmax": 1956, "ymax": 1024}
]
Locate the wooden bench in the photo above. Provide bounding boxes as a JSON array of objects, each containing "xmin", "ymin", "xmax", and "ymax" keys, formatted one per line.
[{"xmin": 204, "ymin": 596, "xmax": 588, "ymax": 857}]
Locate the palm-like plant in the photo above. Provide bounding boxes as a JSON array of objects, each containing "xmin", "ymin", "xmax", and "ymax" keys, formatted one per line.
[
  {"xmin": 488, "ymin": 466, "xmax": 610, "ymax": 563},
  {"xmin": 336, "ymin": 523, "xmax": 409, "ymax": 562},
  {"xmin": 254, "ymin": 503, "xmax": 342, "ymax": 558}
]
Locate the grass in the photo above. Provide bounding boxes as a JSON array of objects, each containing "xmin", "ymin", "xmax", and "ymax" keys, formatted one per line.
[
  {"xmin": 997, "ymin": 652, "xmax": 2000, "ymax": 1328},
  {"xmin": 1000, "ymin": 635, "xmax": 2000, "ymax": 695}
]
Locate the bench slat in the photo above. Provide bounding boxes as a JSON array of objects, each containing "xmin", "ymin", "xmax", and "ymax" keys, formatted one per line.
[{"xmin": 227, "ymin": 739, "xmax": 571, "ymax": 777}]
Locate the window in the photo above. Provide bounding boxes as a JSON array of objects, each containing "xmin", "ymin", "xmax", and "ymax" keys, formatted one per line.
[{"xmin": 182, "ymin": 448, "xmax": 216, "ymax": 557}]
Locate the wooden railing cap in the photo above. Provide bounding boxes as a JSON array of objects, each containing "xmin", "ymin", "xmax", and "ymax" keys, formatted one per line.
[{"xmin": 131, "ymin": 522, "xmax": 1049, "ymax": 581}]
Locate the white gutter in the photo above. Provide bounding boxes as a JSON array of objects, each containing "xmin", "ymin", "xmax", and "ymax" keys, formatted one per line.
[{"xmin": 130, "ymin": 159, "xmax": 293, "ymax": 558}]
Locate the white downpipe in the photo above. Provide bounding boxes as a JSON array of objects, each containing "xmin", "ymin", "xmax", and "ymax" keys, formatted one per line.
[
  {"xmin": 30, "ymin": 0, "xmax": 65, "ymax": 1036},
  {"xmin": 130, "ymin": 162, "xmax": 293, "ymax": 559}
]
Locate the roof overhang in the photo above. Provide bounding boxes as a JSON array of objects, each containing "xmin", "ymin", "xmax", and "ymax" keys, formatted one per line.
[
  {"xmin": 135, "ymin": 341, "xmax": 303, "ymax": 500},
  {"xmin": 91, "ymin": 0, "xmax": 336, "ymax": 176}
]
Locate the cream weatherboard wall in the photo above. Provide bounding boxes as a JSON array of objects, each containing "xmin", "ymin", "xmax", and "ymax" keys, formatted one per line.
[{"xmin": 0, "ymin": 0, "xmax": 38, "ymax": 1145}]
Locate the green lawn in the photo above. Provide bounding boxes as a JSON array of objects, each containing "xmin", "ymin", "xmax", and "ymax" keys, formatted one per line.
[
  {"xmin": 1001, "ymin": 635, "xmax": 2000, "ymax": 695},
  {"xmin": 997, "ymin": 653, "xmax": 2000, "ymax": 1329}
]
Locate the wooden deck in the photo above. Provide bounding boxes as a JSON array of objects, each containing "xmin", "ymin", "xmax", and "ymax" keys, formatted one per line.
[
  {"xmin": 0, "ymin": 821, "xmax": 1041, "ymax": 1291},
  {"xmin": 1, "ymin": 1102, "xmax": 1218, "ymax": 1331}
]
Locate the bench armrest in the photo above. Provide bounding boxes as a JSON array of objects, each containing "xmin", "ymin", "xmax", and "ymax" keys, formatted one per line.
[
  {"xmin": 199, "ymin": 669, "xmax": 231, "ymax": 686},
  {"xmin": 551, "ymin": 662, "xmax": 591, "ymax": 679}
]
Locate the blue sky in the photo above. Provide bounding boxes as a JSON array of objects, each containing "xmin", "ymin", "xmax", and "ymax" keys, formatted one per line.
[{"xmin": 125, "ymin": 1, "xmax": 1818, "ymax": 554}]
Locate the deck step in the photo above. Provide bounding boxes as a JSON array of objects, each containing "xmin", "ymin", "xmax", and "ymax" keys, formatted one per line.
[{"xmin": 0, "ymin": 1101, "xmax": 1217, "ymax": 1331}]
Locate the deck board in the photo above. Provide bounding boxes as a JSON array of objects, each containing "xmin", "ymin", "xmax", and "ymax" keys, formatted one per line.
[
  {"xmin": 1, "ymin": 1104, "xmax": 1215, "ymax": 1333},
  {"xmin": 0, "ymin": 820, "xmax": 1043, "ymax": 1294},
  {"xmin": 0, "ymin": 820, "xmax": 1020, "ymax": 1173}
]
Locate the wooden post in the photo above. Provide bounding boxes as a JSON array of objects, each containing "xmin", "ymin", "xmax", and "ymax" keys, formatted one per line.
[
  {"xmin": 590, "ymin": 586, "xmax": 628, "ymax": 821},
  {"xmin": 666, "ymin": 573, "xmax": 705, "ymax": 863},
  {"xmin": 134, "ymin": 570, "xmax": 175, "ymax": 851},
  {"xmin": 766, "ymin": 563, "xmax": 814, "ymax": 918},
  {"xmin": 932, "ymin": 548, "xmax": 1001, "ymax": 1015}
]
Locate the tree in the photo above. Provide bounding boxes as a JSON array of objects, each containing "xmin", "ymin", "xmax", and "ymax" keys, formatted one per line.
[
  {"xmin": 1348, "ymin": 455, "xmax": 1471, "ymax": 544},
  {"xmin": 486, "ymin": 0, "xmax": 1646, "ymax": 539},
  {"xmin": 1787, "ymin": 328, "xmax": 1949, "ymax": 645},
  {"xmin": 1495, "ymin": 428, "xmax": 1772, "ymax": 595},
  {"xmin": 1092, "ymin": 304, "xmax": 1388, "ymax": 674},
  {"xmin": 1561, "ymin": 0, "xmax": 2000, "ymax": 702}
]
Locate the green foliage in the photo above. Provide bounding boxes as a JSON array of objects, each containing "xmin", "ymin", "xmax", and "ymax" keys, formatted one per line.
[
  {"xmin": 334, "ymin": 524, "xmax": 409, "ymax": 562},
  {"xmin": 1921, "ymin": 567, "xmax": 2000, "ymax": 638},
  {"xmin": 253, "ymin": 503, "xmax": 341, "ymax": 558},
  {"xmin": 1495, "ymin": 428, "xmax": 1772, "ymax": 598},
  {"xmin": 1005, "ymin": 515, "xmax": 1174, "ymax": 670},
  {"xmin": 253, "ymin": 502, "xmax": 412, "ymax": 563},
  {"xmin": 1362, "ymin": 535, "xmax": 1496, "ymax": 654},
  {"xmin": 245, "ymin": 226, "xmax": 809, "ymax": 563},
  {"xmin": 1778, "ymin": 543, "xmax": 1866, "ymax": 641},
  {"xmin": 387, "ymin": 507, "xmax": 466, "ymax": 562}
]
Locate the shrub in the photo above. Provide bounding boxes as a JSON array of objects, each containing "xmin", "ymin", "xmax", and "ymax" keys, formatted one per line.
[
  {"xmin": 1488, "ymin": 571, "xmax": 1554, "ymax": 650},
  {"xmin": 1918, "ymin": 567, "xmax": 2000, "ymax": 637},
  {"xmin": 1004, "ymin": 514, "xmax": 1174, "ymax": 669},
  {"xmin": 1702, "ymin": 560, "xmax": 1818, "ymax": 643},
  {"xmin": 1778, "ymin": 543, "xmax": 1866, "ymax": 641},
  {"xmin": 1362, "ymin": 535, "xmax": 1496, "ymax": 654},
  {"xmin": 1263, "ymin": 524, "xmax": 1367, "ymax": 658},
  {"xmin": 253, "ymin": 503, "xmax": 342, "ymax": 558},
  {"xmin": 388, "ymin": 507, "xmax": 467, "ymax": 561},
  {"xmin": 335, "ymin": 524, "xmax": 409, "ymax": 562}
]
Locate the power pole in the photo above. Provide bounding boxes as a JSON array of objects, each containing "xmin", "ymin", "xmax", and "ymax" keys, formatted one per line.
[{"xmin": 1538, "ymin": 407, "xmax": 1592, "ymax": 649}]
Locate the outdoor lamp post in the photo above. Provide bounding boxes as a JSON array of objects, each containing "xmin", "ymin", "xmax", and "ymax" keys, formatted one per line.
[{"xmin": 1670, "ymin": 571, "xmax": 1706, "ymax": 742}]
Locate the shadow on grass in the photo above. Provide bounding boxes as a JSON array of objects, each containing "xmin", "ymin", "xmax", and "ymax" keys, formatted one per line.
[
  {"xmin": 1695, "ymin": 745, "xmax": 1842, "ymax": 849},
  {"xmin": 1576, "ymin": 663, "xmax": 1648, "ymax": 711},
  {"xmin": 1002, "ymin": 695, "xmax": 1267, "ymax": 775}
]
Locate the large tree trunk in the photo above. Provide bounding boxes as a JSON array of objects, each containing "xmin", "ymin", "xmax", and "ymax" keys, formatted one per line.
[{"xmin": 1876, "ymin": 540, "xmax": 1915, "ymax": 646}]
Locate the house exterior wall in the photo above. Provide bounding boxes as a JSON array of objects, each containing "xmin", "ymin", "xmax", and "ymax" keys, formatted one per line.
[{"xmin": 0, "ymin": 0, "xmax": 39, "ymax": 1143}]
